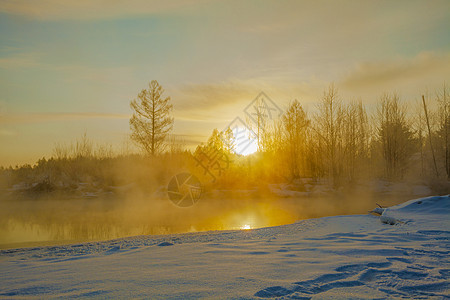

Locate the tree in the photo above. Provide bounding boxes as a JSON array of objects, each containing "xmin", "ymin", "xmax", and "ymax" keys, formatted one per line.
[
  {"xmin": 260, "ymin": 119, "xmax": 283, "ymax": 154},
  {"xmin": 197, "ymin": 128, "xmax": 235, "ymax": 155},
  {"xmin": 313, "ymin": 84, "xmax": 344, "ymax": 185},
  {"xmin": 282, "ymin": 100, "xmax": 310, "ymax": 179},
  {"xmin": 375, "ymin": 93, "xmax": 414, "ymax": 180},
  {"xmin": 342, "ymin": 100, "xmax": 370, "ymax": 182},
  {"xmin": 205, "ymin": 128, "xmax": 225, "ymax": 152},
  {"xmin": 222, "ymin": 127, "xmax": 236, "ymax": 154},
  {"xmin": 436, "ymin": 84, "xmax": 450, "ymax": 179},
  {"xmin": 249, "ymin": 97, "xmax": 268, "ymax": 151},
  {"xmin": 130, "ymin": 80, "xmax": 174, "ymax": 156},
  {"xmin": 413, "ymin": 101, "xmax": 427, "ymax": 176}
]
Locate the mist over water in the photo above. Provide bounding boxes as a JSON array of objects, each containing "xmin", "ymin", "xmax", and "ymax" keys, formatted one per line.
[
  {"xmin": 2, "ymin": 82, "xmax": 448, "ymax": 250},
  {"xmin": 0, "ymin": 189, "xmax": 413, "ymax": 249}
]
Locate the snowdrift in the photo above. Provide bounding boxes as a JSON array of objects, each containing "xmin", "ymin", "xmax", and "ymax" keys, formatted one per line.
[
  {"xmin": 379, "ymin": 195, "xmax": 450, "ymax": 225},
  {"xmin": 1, "ymin": 195, "xmax": 449, "ymax": 299}
]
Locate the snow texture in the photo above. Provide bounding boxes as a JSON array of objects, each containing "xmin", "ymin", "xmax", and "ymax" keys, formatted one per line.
[{"xmin": 1, "ymin": 195, "xmax": 449, "ymax": 299}]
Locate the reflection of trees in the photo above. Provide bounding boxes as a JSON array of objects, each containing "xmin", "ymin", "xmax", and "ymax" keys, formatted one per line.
[
  {"xmin": 5, "ymin": 216, "xmax": 185, "ymax": 242},
  {"xmin": 2, "ymin": 197, "xmax": 217, "ymax": 243}
]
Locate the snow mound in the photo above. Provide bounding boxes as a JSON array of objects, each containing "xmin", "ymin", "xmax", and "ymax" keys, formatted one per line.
[
  {"xmin": 390, "ymin": 195, "xmax": 450, "ymax": 215},
  {"xmin": 1, "ymin": 195, "xmax": 449, "ymax": 299},
  {"xmin": 380, "ymin": 195, "xmax": 449, "ymax": 225}
]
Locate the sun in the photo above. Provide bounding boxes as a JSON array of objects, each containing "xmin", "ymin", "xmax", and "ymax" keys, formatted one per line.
[
  {"xmin": 232, "ymin": 127, "xmax": 258, "ymax": 156},
  {"xmin": 240, "ymin": 224, "xmax": 252, "ymax": 230}
]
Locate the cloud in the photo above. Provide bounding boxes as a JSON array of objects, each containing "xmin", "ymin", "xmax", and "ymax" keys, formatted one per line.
[
  {"xmin": 173, "ymin": 51, "xmax": 449, "ymax": 123},
  {"xmin": 172, "ymin": 77, "xmax": 326, "ymax": 118},
  {"xmin": 173, "ymin": 80, "xmax": 256, "ymax": 112},
  {"xmin": 341, "ymin": 52, "xmax": 450, "ymax": 88},
  {"xmin": 339, "ymin": 52, "xmax": 450, "ymax": 102},
  {"xmin": 0, "ymin": 0, "xmax": 210, "ymax": 21},
  {"xmin": 0, "ymin": 100, "xmax": 6, "ymax": 116},
  {"xmin": 0, "ymin": 129, "xmax": 16, "ymax": 136},
  {"xmin": 0, "ymin": 52, "xmax": 136, "ymax": 93},
  {"xmin": 171, "ymin": 133, "xmax": 207, "ymax": 147},
  {"xmin": 0, "ymin": 112, "xmax": 130, "ymax": 124},
  {"xmin": 0, "ymin": 53, "xmax": 41, "ymax": 69},
  {"xmin": 168, "ymin": 77, "xmax": 328, "ymax": 148}
]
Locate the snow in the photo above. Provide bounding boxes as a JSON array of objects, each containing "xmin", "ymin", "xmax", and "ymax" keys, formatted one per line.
[{"xmin": 1, "ymin": 195, "xmax": 449, "ymax": 299}]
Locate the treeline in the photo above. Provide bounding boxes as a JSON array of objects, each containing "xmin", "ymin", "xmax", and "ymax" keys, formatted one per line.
[
  {"xmin": 1, "ymin": 84, "xmax": 449, "ymax": 196},
  {"xmin": 231, "ymin": 84, "xmax": 449, "ymax": 189},
  {"xmin": 0, "ymin": 133, "xmax": 189, "ymax": 194}
]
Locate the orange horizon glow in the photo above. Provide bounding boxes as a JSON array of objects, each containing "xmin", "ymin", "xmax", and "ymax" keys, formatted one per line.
[{"xmin": 1, "ymin": 1, "xmax": 449, "ymax": 166}]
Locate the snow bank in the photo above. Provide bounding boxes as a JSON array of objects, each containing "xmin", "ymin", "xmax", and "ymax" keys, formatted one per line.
[
  {"xmin": 380, "ymin": 195, "xmax": 450, "ymax": 225},
  {"xmin": 0, "ymin": 195, "xmax": 449, "ymax": 299}
]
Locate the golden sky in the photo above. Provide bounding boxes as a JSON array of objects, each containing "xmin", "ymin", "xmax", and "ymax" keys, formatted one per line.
[{"xmin": 0, "ymin": 0, "xmax": 449, "ymax": 166}]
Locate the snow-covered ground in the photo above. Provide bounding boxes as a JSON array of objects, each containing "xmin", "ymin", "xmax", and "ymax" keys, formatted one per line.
[{"xmin": 1, "ymin": 195, "xmax": 449, "ymax": 299}]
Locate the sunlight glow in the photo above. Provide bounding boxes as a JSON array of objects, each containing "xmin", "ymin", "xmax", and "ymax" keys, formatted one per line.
[
  {"xmin": 232, "ymin": 127, "xmax": 258, "ymax": 156},
  {"xmin": 240, "ymin": 224, "xmax": 251, "ymax": 230}
]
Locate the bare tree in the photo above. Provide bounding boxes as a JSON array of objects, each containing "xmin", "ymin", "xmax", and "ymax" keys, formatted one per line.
[
  {"xmin": 259, "ymin": 119, "xmax": 282, "ymax": 154},
  {"xmin": 246, "ymin": 97, "xmax": 268, "ymax": 152},
  {"xmin": 130, "ymin": 80, "xmax": 174, "ymax": 156},
  {"xmin": 436, "ymin": 84, "xmax": 450, "ymax": 179},
  {"xmin": 413, "ymin": 101, "xmax": 427, "ymax": 176},
  {"xmin": 282, "ymin": 100, "xmax": 310, "ymax": 179},
  {"xmin": 342, "ymin": 100, "xmax": 370, "ymax": 182},
  {"xmin": 313, "ymin": 84, "xmax": 344, "ymax": 186},
  {"xmin": 422, "ymin": 95, "xmax": 439, "ymax": 177},
  {"xmin": 53, "ymin": 132, "xmax": 94, "ymax": 159},
  {"xmin": 167, "ymin": 134, "xmax": 186, "ymax": 155},
  {"xmin": 375, "ymin": 93, "xmax": 414, "ymax": 180},
  {"xmin": 75, "ymin": 132, "xmax": 93, "ymax": 158}
]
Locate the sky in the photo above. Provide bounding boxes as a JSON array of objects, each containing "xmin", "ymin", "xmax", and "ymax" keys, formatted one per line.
[{"xmin": 0, "ymin": 0, "xmax": 449, "ymax": 166}]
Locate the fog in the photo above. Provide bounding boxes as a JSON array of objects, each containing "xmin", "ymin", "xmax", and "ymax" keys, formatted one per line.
[
  {"xmin": 0, "ymin": 186, "xmax": 415, "ymax": 249},
  {"xmin": 1, "ymin": 84, "xmax": 448, "ymax": 249}
]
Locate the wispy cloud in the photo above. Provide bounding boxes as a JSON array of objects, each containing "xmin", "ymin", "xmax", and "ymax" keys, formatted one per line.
[
  {"xmin": 173, "ymin": 80, "xmax": 256, "ymax": 111},
  {"xmin": 341, "ymin": 52, "xmax": 450, "ymax": 88},
  {"xmin": 172, "ymin": 77, "xmax": 325, "ymax": 118},
  {"xmin": 0, "ymin": 129, "xmax": 16, "ymax": 136},
  {"xmin": 0, "ymin": 112, "xmax": 130, "ymax": 124},
  {"xmin": 0, "ymin": 52, "xmax": 136, "ymax": 90},
  {"xmin": 0, "ymin": 52, "xmax": 41, "ymax": 69},
  {"xmin": 0, "ymin": 0, "xmax": 211, "ymax": 20},
  {"xmin": 339, "ymin": 52, "xmax": 450, "ymax": 100},
  {"xmin": 171, "ymin": 133, "xmax": 207, "ymax": 147}
]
